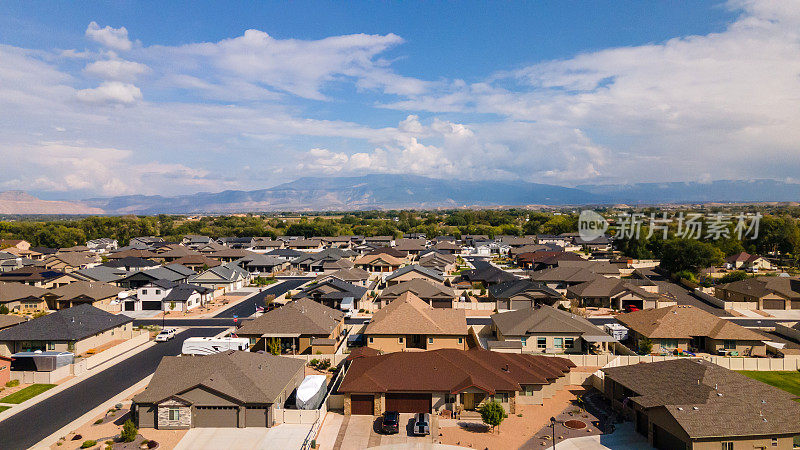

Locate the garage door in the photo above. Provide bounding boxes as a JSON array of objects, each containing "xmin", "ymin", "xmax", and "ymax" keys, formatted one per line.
[
  {"xmin": 792, "ymin": 300, "xmax": 800, "ymax": 310},
  {"xmin": 511, "ymin": 299, "xmax": 533, "ymax": 310},
  {"xmin": 194, "ymin": 406, "xmax": 238, "ymax": 427},
  {"xmin": 653, "ymin": 425, "xmax": 687, "ymax": 450},
  {"xmin": 763, "ymin": 299, "xmax": 785, "ymax": 310},
  {"xmin": 386, "ymin": 393, "xmax": 431, "ymax": 413},
  {"xmin": 351, "ymin": 395, "xmax": 374, "ymax": 415},
  {"xmin": 142, "ymin": 301, "xmax": 162, "ymax": 311},
  {"xmin": 124, "ymin": 301, "xmax": 136, "ymax": 311},
  {"xmin": 245, "ymin": 406, "xmax": 268, "ymax": 427}
]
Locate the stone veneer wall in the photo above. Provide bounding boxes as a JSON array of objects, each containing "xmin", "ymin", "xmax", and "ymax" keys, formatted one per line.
[{"xmin": 157, "ymin": 399, "xmax": 192, "ymax": 429}]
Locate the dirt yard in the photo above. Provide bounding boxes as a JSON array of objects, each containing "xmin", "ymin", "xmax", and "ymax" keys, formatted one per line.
[{"xmin": 438, "ymin": 386, "xmax": 590, "ymax": 450}]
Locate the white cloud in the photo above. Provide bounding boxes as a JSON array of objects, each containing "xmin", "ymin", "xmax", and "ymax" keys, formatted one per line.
[
  {"xmin": 85, "ymin": 22, "xmax": 133, "ymax": 51},
  {"xmin": 84, "ymin": 59, "xmax": 149, "ymax": 81},
  {"xmin": 75, "ymin": 81, "xmax": 142, "ymax": 105}
]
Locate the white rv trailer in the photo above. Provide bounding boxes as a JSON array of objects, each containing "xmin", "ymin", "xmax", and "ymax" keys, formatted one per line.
[{"xmin": 181, "ymin": 337, "xmax": 250, "ymax": 355}]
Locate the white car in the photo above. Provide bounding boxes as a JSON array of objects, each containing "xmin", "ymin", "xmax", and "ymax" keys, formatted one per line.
[
  {"xmin": 155, "ymin": 328, "xmax": 177, "ymax": 342},
  {"xmin": 413, "ymin": 413, "xmax": 430, "ymax": 436}
]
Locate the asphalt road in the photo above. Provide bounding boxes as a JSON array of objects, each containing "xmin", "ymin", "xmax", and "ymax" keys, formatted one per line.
[
  {"xmin": 213, "ymin": 277, "xmax": 312, "ymax": 318},
  {"xmin": 0, "ymin": 327, "xmax": 223, "ymax": 450}
]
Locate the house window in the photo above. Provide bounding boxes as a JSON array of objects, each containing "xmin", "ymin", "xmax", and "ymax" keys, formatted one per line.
[
  {"xmin": 537, "ymin": 337, "xmax": 546, "ymax": 349},
  {"xmin": 47, "ymin": 342, "xmax": 55, "ymax": 350},
  {"xmin": 142, "ymin": 289, "xmax": 147, "ymax": 295},
  {"xmin": 398, "ymin": 337, "xmax": 404, "ymax": 344},
  {"xmin": 661, "ymin": 339, "xmax": 678, "ymax": 349},
  {"xmin": 492, "ymin": 393, "xmax": 509, "ymax": 403},
  {"xmin": 445, "ymin": 394, "xmax": 456, "ymax": 404},
  {"xmin": 721, "ymin": 443, "xmax": 733, "ymax": 450},
  {"xmin": 168, "ymin": 407, "xmax": 180, "ymax": 421},
  {"xmin": 772, "ymin": 438, "xmax": 778, "ymax": 446},
  {"xmin": 520, "ymin": 337, "xmax": 527, "ymax": 346},
  {"xmin": 564, "ymin": 338, "xmax": 574, "ymax": 348},
  {"xmin": 458, "ymin": 337, "xmax": 463, "ymax": 344},
  {"xmin": 554, "ymin": 338, "xmax": 563, "ymax": 349},
  {"xmin": 369, "ymin": 337, "xmax": 374, "ymax": 344},
  {"xmin": 156, "ymin": 289, "xmax": 161, "ymax": 295},
  {"xmin": 723, "ymin": 340, "xmax": 736, "ymax": 350},
  {"xmin": 523, "ymin": 385, "xmax": 535, "ymax": 396},
  {"xmin": 428, "ymin": 337, "xmax": 433, "ymax": 344}
]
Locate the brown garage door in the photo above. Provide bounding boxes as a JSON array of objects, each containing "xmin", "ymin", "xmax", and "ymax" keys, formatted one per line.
[
  {"xmin": 350, "ymin": 395, "xmax": 374, "ymax": 415},
  {"xmin": 792, "ymin": 300, "xmax": 800, "ymax": 310},
  {"xmin": 386, "ymin": 393, "xmax": 431, "ymax": 413},
  {"xmin": 245, "ymin": 406, "xmax": 268, "ymax": 427},
  {"xmin": 763, "ymin": 299, "xmax": 785, "ymax": 310},
  {"xmin": 194, "ymin": 406, "xmax": 238, "ymax": 427}
]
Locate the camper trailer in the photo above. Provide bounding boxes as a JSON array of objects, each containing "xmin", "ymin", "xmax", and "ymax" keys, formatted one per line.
[{"xmin": 181, "ymin": 337, "xmax": 250, "ymax": 355}]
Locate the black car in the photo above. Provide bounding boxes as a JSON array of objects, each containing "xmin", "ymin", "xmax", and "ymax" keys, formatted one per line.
[{"xmin": 380, "ymin": 411, "xmax": 400, "ymax": 434}]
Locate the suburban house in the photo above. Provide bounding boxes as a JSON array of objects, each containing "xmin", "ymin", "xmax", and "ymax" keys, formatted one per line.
[
  {"xmin": 365, "ymin": 236, "xmax": 394, "ymax": 247},
  {"xmin": 0, "ymin": 315, "xmax": 26, "ymax": 331},
  {"xmin": 286, "ymin": 238, "xmax": 325, "ymax": 251},
  {"xmin": 171, "ymin": 254, "xmax": 222, "ymax": 271},
  {"xmin": 384, "ymin": 264, "xmax": 444, "ymax": 286},
  {"xmin": 236, "ymin": 298, "xmax": 346, "ymax": 354},
  {"xmin": 489, "ymin": 279, "xmax": 564, "ymax": 310},
  {"xmin": 0, "ymin": 282, "xmax": 50, "ymax": 312},
  {"xmin": 291, "ymin": 249, "xmax": 355, "ymax": 273},
  {"xmin": 125, "ymin": 280, "xmax": 212, "ymax": 312},
  {"xmin": 714, "ymin": 276, "xmax": 800, "ymax": 310},
  {"xmin": 529, "ymin": 263, "xmax": 619, "ymax": 293},
  {"xmin": 393, "ymin": 238, "xmax": 427, "ymax": 257},
  {"xmin": 0, "ymin": 304, "xmax": 134, "ymax": 357},
  {"xmin": 353, "ymin": 253, "xmax": 404, "ymax": 273},
  {"xmin": 0, "ymin": 239, "xmax": 30, "ymax": 251},
  {"xmin": 133, "ymin": 351, "xmax": 305, "ymax": 429},
  {"xmin": 489, "ymin": 305, "xmax": 615, "ymax": 353},
  {"xmin": 338, "ymin": 348, "xmax": 575, "ymax": 415},
  {"xmin": 430, "ymin": 241, "xmax": 461, "ymax": 254},
  {"xmin": 418, "ymin": 252, "xmax": 457, "ymax": 274},
  {"xmin": 378, "ymin": 279, "xmax": 457, "ymax": 309},
  {"xmin": 725, "ymin": 251, "xmax": 773, "ymax": 271},
  {"xmin": 86, "ymin": 238, "xmax": 119, "ymax": 253},
  {"xmin": 235, "ymin": 254, "xmax": 289, "ymax": 275},
  {"xmin": 251, "ymin": 238, "xmax": 285, "ymax": 252},
  {"xmin": 47, "ymin": 280, "xmax": 123, "ymax": 311},
  {"xmin": 362, "ymin": 292, "xmax": 468, "ymax": 352},
  {"xmin": 566, "ymin": 277, "xmax": 668, "ymax": 310},
  {"xmin": 515, "ymin": 251, "xmax": 584, "ymax": 271},
  {"xmin": 293, "ymin": 278, "xmax": 368, "ymax": 311},
  {"xmin": 107, "ymin": 248, "xmax": 160, "ymax": 261},
  {"xmin": 603, "ymin": 359, "xmax": 800, "ymax": 450},
  {"xmin": 315, "ymin": 267, "xmax": 371, "ymax": 287},
  {"xmin": 616, "ymin": 305, "xmax": 768, "ymax": 356},
  {"xmin": 460, "ymin": 265, "xmax": 518, "ymax": 286},
  {"xmin": 0, "ymin": 267, "xmax": 81, "ymax": 288},
  {"xmin": 264, "ymin": 248, "xmax": 304, "ymax": 262},
  {"xmin": 113, "ymin": 264, "xmax": 197, "ymax": 289},
  {"xmin": 101, "ymin": 256, "xmax": 161, "ymax": 272},
  {"xmin": 573, "ymin": 235, "xmax": 612, "ymax": 251},
  {"xmin": 41, "ymin": 252, "xmax": 101, "ymax": 273},
  {"xmin": 189, "ymin": 263, "xmax": 249, "ymax": 295}
]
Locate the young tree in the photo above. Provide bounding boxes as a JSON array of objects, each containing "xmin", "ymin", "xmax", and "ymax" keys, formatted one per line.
[
  {"xmin": 638, "ymin": 337, "xmax": 653, "ymax": 355},
  {"xmin": 0, "ymin": 305, "xmax": 8, "ymax": 315},
  {"xmin": 120, "ymin": 419, "xmax": 138, "ymax": 443},
  {"xmin": 478, "ymin": 400, "xmax": 507, "ymax": 433},
  {"xmin": 267, "ymin": 337, "xmax": 282, "ymax": 355}
]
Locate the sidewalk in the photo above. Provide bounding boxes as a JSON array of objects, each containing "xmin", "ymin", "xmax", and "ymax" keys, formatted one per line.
[{"xmin": 0, "ymin": 334, "xmax": 158, "ymax": 423}]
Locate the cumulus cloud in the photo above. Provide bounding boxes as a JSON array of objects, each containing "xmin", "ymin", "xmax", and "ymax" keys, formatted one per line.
[
  {"xmin": 75, "ymin": 81, "xmax": 142, "ymax": 105},
  {"xmin": 85, "ymin": 22, "xmax": 133, "ymax": 51},
  {"xmin": 84, "ymin": 59, "xmax": 149, "ymax": 81}
]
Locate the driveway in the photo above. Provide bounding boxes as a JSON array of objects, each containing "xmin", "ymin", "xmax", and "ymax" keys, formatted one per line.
[
  {"xmin": 556, "ymin": 422, "xmax": 652, "ymax": 449},
  {"xmin": 120, "ymin": 310, "xmax": 163, "ymax": 319},
  {"xmin": 319, "ymin": 413, "xmax": 437, "ymax": 450},
  {"xmin": 174, "ymin": 424, "xmax": 312, "ymax": 450}
]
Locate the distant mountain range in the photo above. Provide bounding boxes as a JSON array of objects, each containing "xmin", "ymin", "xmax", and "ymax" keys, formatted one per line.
[
  {"xmin": 3, "ymin": 175, "xmax": 800, "ymax": 215},
  {"xmin": 0, "ymin": 191, "xmax": 103, "ymax": 215}
]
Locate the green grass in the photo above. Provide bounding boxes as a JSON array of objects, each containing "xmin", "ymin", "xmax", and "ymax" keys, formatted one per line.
[
  {"xmin": 0, "ymin": 384, "xmax": 57, "ymax": 404},
  {"xmin": 737, "ymin": 371, "xmax": 800, "ymax": 398},
  {"xmin": 0, "ymin": 405, "xmax": 10, "ymax": 413}
]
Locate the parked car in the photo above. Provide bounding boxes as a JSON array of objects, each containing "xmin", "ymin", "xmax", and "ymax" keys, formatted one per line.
[
  {"xmin": 412, "ymin": 412, "xmax": 430, "ymax": 435},
  {"xmin": 155, "ymin": 328, "xmax": 177, "ymax": 342},
  {"xmin": 380, "ymin": 411, "xmax": 400, "ymax": 434},
  {"xmin": 624, "ymin": 304, "xmax": 640, "ymax": 313}
]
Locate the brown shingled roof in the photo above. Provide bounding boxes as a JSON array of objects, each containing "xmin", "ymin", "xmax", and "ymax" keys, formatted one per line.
[
  {"xmin": 364, "ymin": 292, "xmax": 466, "ymax": 336},
  {"xmin": 616, "ymin": 305, "xmax": 766, "ymax": 341}
]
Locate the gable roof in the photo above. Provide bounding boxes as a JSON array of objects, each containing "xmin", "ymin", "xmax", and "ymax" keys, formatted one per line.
[
  {"xmin": 74, "ymin": 266, "xmax": 127, "ymax": 283},
  {"xmin": 0, "ymin": 282, "xmax": 51, "ymax": 302},
  {"xmin": 317, "ymin": 267, "xmax": 370, "ymax": 283},
  {"xmin": 101, "ymin": 256, "xmax": 159, "ymax": 269},
  {"xmin": 236, "ymin": 298, "xmax": 345, "ymax": 336},
  {"xmin": 0, "ymin": 304, "xmax": 132, "ymax": 341},
  {"xmin": 616, "ymin": 305, "xmax": 766, "ymax": 341},
  {"xmin": 295, "ymin": 278, "xmax": 367, "ymax": 301},
  {"xmin": 566, "ymin": 277, "xmax": 659, "ymax": 299},
  {"xmin": 492, "ymin": 305, "xmax": 607, "ymax": 338},
  {"xmin": 488, "ymin": 279, "xmax": 562, "ymax": 300},
  {"xmin": 716, "ymin": 276, "xmax": 800, "ymax": 300},
  {"xmin": 461, "ymin": 265, "xmax": 518, "ymax": 284},
  {"xmin": 380, "ymin": 278, "xmax": 456, "ymax": 300},
  {"xmin": 48, "ymin": 280, "xmax": 123, "ymax": 301},
  {"xmin": 162, "ymin": 283, "xmax": 211, "ymax": 302},
  {"xmin": 364, "ymin": 292, "xmax": 467, "ymax": 336},
  {"xmin": 339, "ymin": 348, "xmax": 575, "ymax": 394},
  {"xmin": 354, "ymin": 253, "xmax": 404, "ymax": 266},
  {"xmin": 133, "ymin": 351, "xmax": 304, "ymax": 404},
  {"xmin": 0, "ymin": 267, "xmax": 75, "ymax": 283},
  {"xmin": 603, "ymin": 359, "xmax": 800, "ymax": 439},
  {"xmin": 384, "ymin": 264, "xmax": 444, "ymax": 283}
]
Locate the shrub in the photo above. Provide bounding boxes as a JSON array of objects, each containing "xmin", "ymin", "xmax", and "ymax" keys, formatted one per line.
[
  {"xmin": 317, "ymin": 359, "xmax": 331, "ymax": 370},
  {"xmin": 5, "ymin": 379, "xmax": 19, "ymax": 387},
  {"xmin": 94, "ymin": 419, "xmax": 103, "ymax": 425},
  {"xmin": 121, "ymin": 419, "xmax": 138, "ymax": 443},
  {"xmin": 80, "ymin": 440, "xmax": 97, "ymax": 449},
  {"xmin": 478, "ymin": 401, "xmax": 507, "ymax": 433},
  {"xmin": 0, "ymin": 305, "xmax": 8, "ymax": 314},
  {"xmin": 638, "ymin": 337, "xmax": 653, "ymax": 355},
  {"xmin": 309, "ymin": 358, "xmax": 319, "ymax": 367},
  {"xmin": 719, "ymin": 270, "xmax": 748, "ymax": 284}
]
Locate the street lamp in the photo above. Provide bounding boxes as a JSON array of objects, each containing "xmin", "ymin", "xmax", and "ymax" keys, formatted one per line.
[{"xmin": 550, "ymin": 416, "xmax": 557, "ymax": 449}]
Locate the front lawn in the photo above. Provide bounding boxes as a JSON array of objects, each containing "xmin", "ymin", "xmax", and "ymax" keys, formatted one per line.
[
  {"xmin": 0, "ymin": 384, "xmax": 57, "ymax": 404},
  {"xmin": 737, "ymin": 371, "xmax": 800, "ymax": 398},
  {"xmin": 0, "ymin": 405, "xmax": 10, "ymax": 413}
]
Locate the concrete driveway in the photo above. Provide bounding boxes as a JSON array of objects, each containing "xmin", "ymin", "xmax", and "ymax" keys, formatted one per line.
[
  {"xmin": 319, "ymin": 412, "xmax": 439, "ymax": 450},
  {"xmin": 174, "ymin": 424, "xmax": 312, "ymax": 450},
  {"xmin": 556, "ymin": 422, "xmax": 652, "ymax": 449}
]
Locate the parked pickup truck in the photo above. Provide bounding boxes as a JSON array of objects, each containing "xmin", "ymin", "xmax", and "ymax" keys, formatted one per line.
[{"xmin": 155, "ymin": 328, "xmax": 177, "ymax": 342}]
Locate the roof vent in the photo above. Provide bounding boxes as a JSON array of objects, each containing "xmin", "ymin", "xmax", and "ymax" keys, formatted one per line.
[
  {"xmin": 677, "ymin": 407, "xmax": 683, "ymax": 411},
  {"xmin": 692, "ymin": 407, "xmax": 699, "ymax": 410}
]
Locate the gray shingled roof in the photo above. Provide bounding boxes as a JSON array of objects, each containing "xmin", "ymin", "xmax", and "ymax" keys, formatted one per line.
[
  {"xmin": 236, "ymin": 298, "xmax": 345, "ymax": 336},
  {"xmin": 385, "ymin": 264, "xmax": 444, "ymax": 283},
  {"xmin": 491, "ymin": 305, "xmax": 608, "ymax": 338},
  {"xmin": 0, "ymin": 304, "xmax": 132, "ymax": 341},
  {"xmin": 603, "ymin": 359, "xmax": 800, "ymax": 439}
]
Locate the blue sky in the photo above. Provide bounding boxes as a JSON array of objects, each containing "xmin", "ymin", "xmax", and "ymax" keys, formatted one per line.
[{"xmin": 0, "ymin": 1, "xmax": 798, "ymax": 199}]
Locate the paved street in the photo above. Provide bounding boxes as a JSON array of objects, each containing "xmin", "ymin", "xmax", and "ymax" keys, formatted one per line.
[
  {"xmin": 214, "ymin": 278, "xmax": 312, "ymax": 318},
  {"xmin": 0, "ymin": 327, "xmax": 224, "ymax": 450}
]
